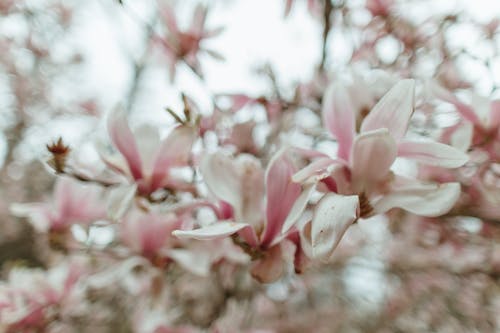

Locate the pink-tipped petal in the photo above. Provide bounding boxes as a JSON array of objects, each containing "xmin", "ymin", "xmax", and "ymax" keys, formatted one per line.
[
  {"xmin": 311, "ymin": 194, "xmax": 359, "ymax": 260},
  {"xmin": 361, "ymin": 79, "xmax": 415, "ymax": 140},
  {"xmin": 107, "ymin": 106, "xmax": 143, "ymax": 180},
  {"xmin": 351, "ymin": 129, "xmax": 397, "ymax": 189},
  {"xmin": 398, "ymin": 140, "xmax": 469, "ymax": 168},
  {"xmin": 322, "ymin": 82, "xmax": 356, "ymax": 160},
  {"xmin": 172, "ymin": 222, "xmax": 250, "ymax": 240},
  {"xmin": 374, "ymin": 181, "xmax": 461, "ymax": 217},
  {"xmin": 150, "ymin": 126, "xmax": 196, "ymax": 190},
  {"xmin": 261, "ymin": 151, "xmax": 301, "ymax": 248}
]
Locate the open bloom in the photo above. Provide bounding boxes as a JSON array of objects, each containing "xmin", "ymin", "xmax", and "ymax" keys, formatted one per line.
[
  {"xmin": 154, "ymin": 4, "xmax": 224, "ymax": 81},
  {"xmin": 430, "ymin": 81, "xmax": 500, "ymax": 160},
  {"xmin": 0, "ymin": 263, "xmax": 83, "ymax": 332},
  {"xmin": 289, "ymin": 79, "xmax": 469, "ymax": 259},
  {"xmin": 173, "ymin": 150, "xmax": 303, "ymax": 282},
  {"xmin": 10, "ymin": 177, "xmax": 105, "ymax": 233},
  {"xmin": 103, "ymin": 107, "xmax": 196, "ymax": 196}
]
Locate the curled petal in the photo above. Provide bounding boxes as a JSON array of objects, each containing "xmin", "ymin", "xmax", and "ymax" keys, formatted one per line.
[
  {"xmin": 107, "ymin": 106, "xmax": 143, "ymax": 180},
  {"xmin": 361, "ymin": 79, "xmax": 415, "ymax": 140},
  {"xmin": 172, "ymin": 222, "xmax": 251, "ymax": 240},
  {"xmin": 398, "ymin": 140, "xmax": 469, "ymax": 168},
  {"xmin": 292, "ymin": 157, "xmax": 337, "ymax": 184},
  {"xmin": 311, "ymin": 194, "xmax": 359, "ymax": 260},
  {"xmin": 373, "ymin": 181, "xmax": 461, "ymax": 216},
  {"xmin": 351, "ymin": 129, "xmax": 397, "ymax": 189},
  {"xmin": 322, "ymin": 82, "xmax": 356, "ymax": 160}
]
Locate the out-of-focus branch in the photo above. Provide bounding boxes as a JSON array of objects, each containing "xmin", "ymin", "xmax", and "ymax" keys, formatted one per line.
[{"xmin": 319, "ymin": 0, "xmax": 334, "ymax": 70}]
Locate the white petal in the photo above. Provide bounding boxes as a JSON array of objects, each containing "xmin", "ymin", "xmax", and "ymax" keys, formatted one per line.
[
  {"xmin": 351, "ymin": 129, "xmax": 397, "ymax": 189},
  {"xmin": 292, "ymin": 157, "xmax": 336, "ymax": 184},
  {"xmin": 374, "ymin": 181, "xmax": 460, "ymax": 217},
  {"xmin": 172, "ymin": 222, "xmax": 250, "ymax": 240},
  {"xmin": 166, "ymin": 249, "xmax": 211, "ymax": 277},
  {"xmin": 107, "ymin": 184, "xmax": 137, "ymax": 221},
  {"xmin": 200, "ymin": 153, "xmax": 264, "ymax": 225},
  {"xmin": 311, "ymin": 194, "xmax": 359, "ymax": 260},
  {"xmin": 361, "ymin": 79, "xmax": 415, "ymax": 140},
  {"xmin": 398, "ymin": 140, "xmax": 469, "ymax": 168},
  {"xmin": 282, "ymin": 183, "xmax": 316, "ymax": 234}
]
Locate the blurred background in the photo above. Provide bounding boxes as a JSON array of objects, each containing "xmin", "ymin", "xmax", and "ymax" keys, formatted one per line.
[{"xmin": 1, "ymin": 0, "xmax": 500, "ymax": 332}]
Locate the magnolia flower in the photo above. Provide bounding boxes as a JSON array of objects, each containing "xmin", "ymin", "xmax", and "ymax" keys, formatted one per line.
[
  {"xmin": 10, "ymin": 177, "xmax": 105, "ymax": 233},
  {"xmin": 0, "ymin": 263, "xmax": 83, "ymax": 332},
  {"xmin": 430, "ymin": 82, "xmax": 500, "ymax": 159},
  {"xmin": 173, "ymin": 150, "xmax": 303, "ymax": 282},
  {"xmin": 103, "ymin": 107, "xmax": 196, "ymax": 196},
  {"xmin": 289, "ymin": 79, "xmax": 468, "ymax": 259},
  {"xmin": 120, "ymin": 209, "xmax": 247, "ymax": 276},
  {"xmin": 120, "ymin": 210, "xmax": 183, "ymax": 265},
  {"xmin": 154, "ymin": 3, "xmax": 224, "ymax": 81}
]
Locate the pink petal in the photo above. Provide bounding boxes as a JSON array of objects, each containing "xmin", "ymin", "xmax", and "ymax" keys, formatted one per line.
[
  {"xmin": 172, "ymin": 222, "xmax": 251, "ymax": 240},
  {"xmin": 350, "ymin": 129, "xmax": 397, "ymax": 190},
  {"xmin": 189, "ymin": 4, "xmax": 208, "ymax": 35},
  {"xmin": 311, "ymin": 194, "xmax": 359, "ymax": 260},
  {"xmin": 490, "ymin": 100, "xmax": 500, "ymax": 128},
  {"xmin": 107, "ymin": 106, "xmax": 143, "ymax": 180},
  {"xmin": 54, "ymin": 176, "xmax": 75, "ymax": 218},
  {"xmin": 150, "ymin": 125, "xmax": 196, "ymax": 190},
  {"xmin": 361, "ymin": 79, "xmax": 415, "ymax": 140},
  {"xmin": 373, "ymin": 180, "xmax": 460, "ymax": 217},
  {"xmin": 260, "ymin": 151, "xmax": 301, "ymax": 248},
  {"xmin": 284, "ymin": 0, "xmax": 293, "ymax": 16},
  {"xmin": 398, "ymin": 140, "xmax": 469, "ymax": 168},
  {"xmin": 281, "ymin": 183, "xmax": 316, "ymax": 234},
  {"xmin": 322, "ymin": 82, "xmax": 356, "ymax": 160},
  {"xmin": 159, "ymin": 5, "xmax": 179, "ymax": 34}
]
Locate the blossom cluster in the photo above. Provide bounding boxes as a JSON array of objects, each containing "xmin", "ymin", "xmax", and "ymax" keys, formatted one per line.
[{"xmin": 1, "ymin": 0, "xmax": 499, "ymax": 332}]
